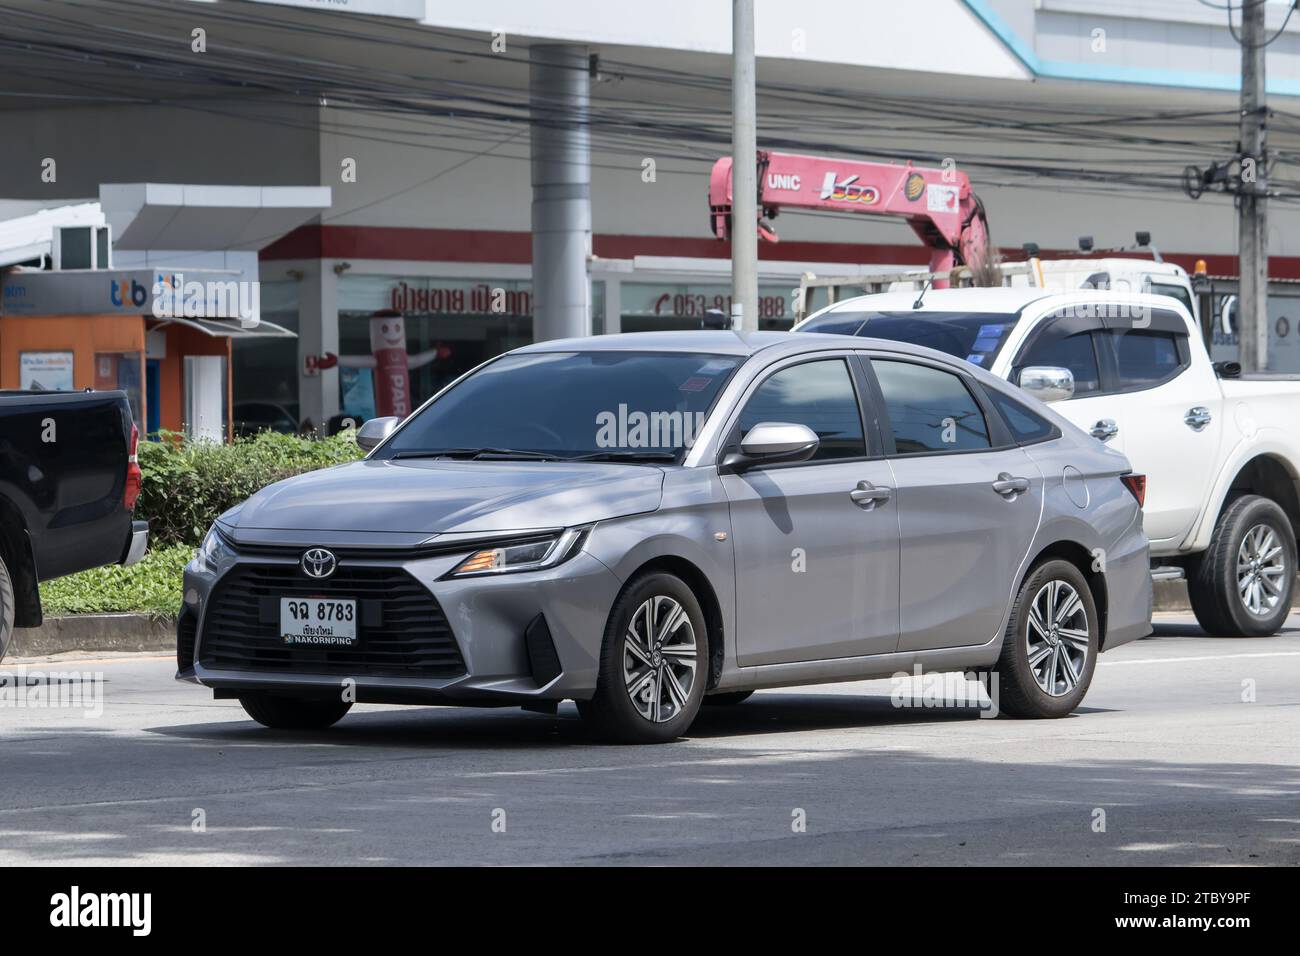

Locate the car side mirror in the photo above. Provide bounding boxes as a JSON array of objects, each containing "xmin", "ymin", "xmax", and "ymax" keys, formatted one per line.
[
  {"xmin": 722, "ymin": 422, "xmax": 820, "ymax": 471},
  {"xmin": 356, "ymin": 416, "xmax": 400, "ymax": 451},
  {"xmin": 1019, "ymin": 366, "xmax": 1075, "ymax": 403}
]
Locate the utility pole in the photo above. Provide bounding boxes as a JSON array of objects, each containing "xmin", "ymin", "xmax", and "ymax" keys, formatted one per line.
[
  {"xmin": 731, "ymin": 0, "xmax": 758, "ymax": 332},
  {"xmin": 1238, "ymin": 0, "xmax": 1269, "ymax": 372}
]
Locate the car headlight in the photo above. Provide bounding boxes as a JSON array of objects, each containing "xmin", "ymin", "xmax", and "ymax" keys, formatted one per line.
[
  {"xmin": 191, "ymin": 523, "xmax": 235, "ymax": 574},
  {"xmin": 445, "ymin": 528, "xmax": 588, "ymax": 578}
]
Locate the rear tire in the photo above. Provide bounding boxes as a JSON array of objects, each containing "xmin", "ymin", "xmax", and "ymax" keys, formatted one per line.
[
  {"xmin": 239, "ymin": 694, "xmax": 352, "ymax": 729},
  {"xmin": 577, "ymin": 571, "xmax": 708, "ymax": 743},
  {"xmin": 704, "ymin": 690, "xmax": 754, "ymax": 706},
  {"xmin": 1188, "ymin": 494, "xmax": 1295, "ymax": 637},
  {"xmin": 994, "ymin": 559, "xmax": 1099, "ymax": 719},
  {"xmin": 0, "ymin": 554, "xmax": 13, "ymax": 663}
]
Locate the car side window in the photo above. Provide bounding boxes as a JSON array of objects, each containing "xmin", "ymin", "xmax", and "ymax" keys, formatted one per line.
[
  {"xmin": 871, "ymin": 359, "xmax": 991, "ymax": 454},
  {"xmin": 983, "ymin": 387, "xmax": 1057, "ymax": 444},
  {"xmin": 1106, "ymin": 328, "xmax": 1187, "ymax": 389},
  {"xmin": 735, "ymin": 358, "xmax": 866, "ymax": 461},
  {"xmin": 1016, "ymin": 330, "xmax": 1101, "ymax": 395}
]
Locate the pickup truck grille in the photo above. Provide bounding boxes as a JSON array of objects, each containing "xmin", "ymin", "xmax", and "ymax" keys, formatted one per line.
[{"xmin": 198, "ymin": 564, "xmax": 466, "ymax": 678}]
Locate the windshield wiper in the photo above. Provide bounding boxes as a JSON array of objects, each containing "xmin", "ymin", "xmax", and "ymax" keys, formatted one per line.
[
  {"xmin": 568, "ymin": 450, "xmax": 679, "ymax": 462},
  {"xmin": 392, "ymin": 447, "xmax": 562, "ymax": 461}
]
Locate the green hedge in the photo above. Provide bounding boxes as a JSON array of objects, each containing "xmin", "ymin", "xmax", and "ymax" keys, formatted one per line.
[
  {"xmin": 39, "ymin": 544, "xmax": 192, "ymax": 617},
  {"xmin": 137, "ymin": 429, "xmax": 364, "ymax": 548}
]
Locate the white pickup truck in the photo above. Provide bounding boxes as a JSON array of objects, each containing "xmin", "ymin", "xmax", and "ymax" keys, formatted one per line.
[{"xmin": 797, "ymin": 286, "xmax": 1300, "ymax": 637}]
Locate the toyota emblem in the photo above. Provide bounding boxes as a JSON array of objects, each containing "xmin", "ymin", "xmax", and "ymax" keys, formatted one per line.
[{"xmin": 301, "ymin": 548, "xmax": 337, "ymax": 579}]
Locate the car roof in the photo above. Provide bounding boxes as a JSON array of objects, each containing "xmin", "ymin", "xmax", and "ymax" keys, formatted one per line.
[
  {"xmin": 809, "ymin": 286, "xmax": 1195, "ymax": 320},
  {"xmin": 814, "ymin": 287, "xmax": 1054, "ymax": 316},
  {"xmin": 512, "ymin": 330, "xmax": 798, "ymax": 356}
]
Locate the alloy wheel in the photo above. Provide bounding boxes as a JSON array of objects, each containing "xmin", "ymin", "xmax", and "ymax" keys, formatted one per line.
[
  {"xmin": 1026, "ymin": 579, "xmax": 1090, "ymax": 697},
  {"xmin": 622, "ymin": 595, "xmax": 697, "ymax": 722},
  {"xmin": 1237, "ymin": 523, "xmax": 1287, "ymax": 617}
]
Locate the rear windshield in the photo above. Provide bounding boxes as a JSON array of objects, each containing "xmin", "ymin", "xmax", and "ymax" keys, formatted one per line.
[{"xmin": 799, "ymin": 311, "xmax": 1019, "ymax": 369}]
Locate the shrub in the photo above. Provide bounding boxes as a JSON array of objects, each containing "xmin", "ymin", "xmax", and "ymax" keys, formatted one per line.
[
  {"xmin": 136, "ymin": 429, "xmax": 364, "ymax": 547},
  {"xmin": 39, "ymin": 544, "xmax": 192, "ymax": 617}
]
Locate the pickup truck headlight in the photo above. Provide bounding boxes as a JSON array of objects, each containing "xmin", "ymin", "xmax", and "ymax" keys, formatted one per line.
[
  {"xmin": 445, "ymin": 528, "xmax": 588, "ymax": 578},
  {"xmin": 191, "ymin": 524, "xmax": 235, "ymax": 575}
]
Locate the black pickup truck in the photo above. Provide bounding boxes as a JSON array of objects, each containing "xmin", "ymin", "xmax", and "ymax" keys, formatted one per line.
[{"xmin": 0, "ymin": 390, "xmax": 147, "ymax": 660}]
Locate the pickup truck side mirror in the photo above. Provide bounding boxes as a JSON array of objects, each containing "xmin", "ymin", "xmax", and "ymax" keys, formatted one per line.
[
  {"xmin": 1019, "ymin": 366, "xmax": 1075, "ymax": 403},
  {"xmin": 721, "ymin": 422, "xmax": 820, "ymax": 471},
  {"xmin": 356, "ymin": 416, "xmax": 401, "ymax": 451}
]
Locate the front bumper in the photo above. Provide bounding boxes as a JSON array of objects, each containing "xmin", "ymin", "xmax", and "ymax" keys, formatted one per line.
[{"xmin": 178, "ymin": 543, "xmax": 623, "ymax": 706}]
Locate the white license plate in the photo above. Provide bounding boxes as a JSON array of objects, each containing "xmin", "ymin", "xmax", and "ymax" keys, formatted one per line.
[{"xmin": 280, "ymin": 597, "xmax": 357, "ymax": 646}]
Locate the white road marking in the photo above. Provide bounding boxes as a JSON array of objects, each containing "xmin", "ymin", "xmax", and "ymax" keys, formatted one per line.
[{"xmin": 1101, "ymin": 651, "xmax": 1300, "ymax": 666}]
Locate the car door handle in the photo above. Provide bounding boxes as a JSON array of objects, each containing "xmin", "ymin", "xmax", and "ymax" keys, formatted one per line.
[
  {"xmin": 1184, "ymin": 406, "xmax": 1212, "ymax": 431},
  {"xmin": 992, "ymin": 472, "xmax": 1030, "ymax": 498},
  {"xmin": 1090, "ymin": 419, "xmax": 1119, "ymax": 441},
  {"xmin": 849, "ymin": 480, "xmax": 892, "ymax": 509}
]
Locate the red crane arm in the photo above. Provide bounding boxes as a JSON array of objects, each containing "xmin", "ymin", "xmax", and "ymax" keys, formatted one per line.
[{"xmin": 709, "ymin": 151, "xmax": 990, "ymax": 284}]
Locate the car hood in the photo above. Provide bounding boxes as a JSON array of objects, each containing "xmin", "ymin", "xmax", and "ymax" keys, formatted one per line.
[{"xmin": 225, "ymin": 458, "xmax": 665, "ymax": 538}]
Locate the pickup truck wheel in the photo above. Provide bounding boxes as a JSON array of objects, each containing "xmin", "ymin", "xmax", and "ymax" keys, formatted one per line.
[
  {"xmin": 1189, "ymin": 494, "xmax": 1295, "ymax": 637},
  {"xmin": 993, "ymin": 559, "xmax": 1098, "ymax": 719},
  {"xmin": 0, "ymin": 554, "xmax": 14, "ymax": 662},
  {"xmin": 238, "ymin": 694, "xmax": 352, "ymax": 730},
  {"xmin": 576, "ymin": 572, "xmax": 708, "ymax": 743}
]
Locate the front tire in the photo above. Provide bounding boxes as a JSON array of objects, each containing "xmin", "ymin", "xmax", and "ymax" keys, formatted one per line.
[
  {"xmin": 1188, "ymin": 494, "xmax": 1295, "ymax": 637},
  {"xmin": 577, "ymin": 572, "xmax": 708, "ymax": 743},
  {"xmin": 239, "ymin": 694, "xmax": 352, "ymax": 729},
  {"xmin": 0, "ymin": 553, "xmax": 14, "ymax": 663},
  {"xmin": 994, "ymin": 559, "xmax": 1099, "ymax": 719}
]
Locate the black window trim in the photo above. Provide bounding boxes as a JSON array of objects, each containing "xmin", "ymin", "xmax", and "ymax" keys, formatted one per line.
[
  {"xmin": 859, "ymin": 352, "xmax": 1017, "ymax": 459},
  {"xmin": 715, "ymin": 352, "xmax": 881, "ymax": 471}
]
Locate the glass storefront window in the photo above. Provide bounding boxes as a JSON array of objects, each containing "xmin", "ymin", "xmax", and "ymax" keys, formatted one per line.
[
  {"xmin": 337, "ymin": 276, "xmax": 533, "ymax": 421},
  {"xmin": 620, "ymin": 282, "xmax": 797, "ymax": 332},
  {"xmin": 94, "ymin": 351, "xmax": 144, "ymax": 423},
  {"xmin": 232, "ymin": 280, "xmax": 300, "ymax": 433}
]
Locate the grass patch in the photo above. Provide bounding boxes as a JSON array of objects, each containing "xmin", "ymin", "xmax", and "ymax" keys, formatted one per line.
[{"xmin": 38, "ymin": 544, "xmax": 191, "ymax": 618}]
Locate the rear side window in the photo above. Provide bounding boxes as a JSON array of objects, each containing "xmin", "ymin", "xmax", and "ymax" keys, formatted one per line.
[
  {"xmin": 736, "ymin": 358, "xmax": 866, "ymax": 461},
  {"xmin": 1106, "ymin": 328, "xmax": 1186, "ymax": 389},
  {"xmin": 983, "ymin": 388, "xmax": 1057, "ymax": 444},
  {"xmin": 1016, "ymin": 331, "xmax": 1101, "ymax": 395},
  {"xmin": 871, "ymin": 359, "xmax": 991, "ymax": 454}
]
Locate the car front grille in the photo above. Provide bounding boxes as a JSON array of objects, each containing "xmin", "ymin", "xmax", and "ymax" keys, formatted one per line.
[{"xmin": 197, "ymin": 563, "xmax": 466, "ymax": 679}]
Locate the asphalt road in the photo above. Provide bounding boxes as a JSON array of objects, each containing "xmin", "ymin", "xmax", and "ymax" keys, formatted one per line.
[{"xmin": 3, "ymin": 612, "xmax": 1299, "ymax": 866}]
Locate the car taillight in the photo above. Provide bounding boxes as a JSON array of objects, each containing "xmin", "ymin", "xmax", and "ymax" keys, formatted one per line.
[
  {"xmin": 124, "ymin": 423, "xmax": 142, "ymax": 511},
  {"xmin": 1120, "ymin": 473, "xmax": 1146, "ymax": 507}
]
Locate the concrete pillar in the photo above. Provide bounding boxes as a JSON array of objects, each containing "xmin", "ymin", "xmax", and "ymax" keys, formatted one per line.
[
  {"xmin": 296, "ymin": 259, "xmax": 339, "ymax": 430},
  {"xmin": 529, "ymin": 45, "xmax": 592, "ymax": 341}
]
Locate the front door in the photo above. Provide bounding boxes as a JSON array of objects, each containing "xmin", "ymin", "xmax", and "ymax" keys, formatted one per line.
[
  {"xmin": 721, "ymin": 356, "xmax": 900, "ymax": 666},
  {"xmin": 868, "ymin": 357, "xmax": 1043, "ymax": 652}
]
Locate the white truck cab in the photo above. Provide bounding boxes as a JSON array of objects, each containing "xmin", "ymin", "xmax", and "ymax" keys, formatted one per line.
[{"xmin": 798, "ymin": 286, "xmax": 1300, "ymax": 638}]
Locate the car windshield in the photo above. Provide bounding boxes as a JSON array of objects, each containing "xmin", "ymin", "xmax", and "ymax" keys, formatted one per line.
[
  {"xmin": 375, "ymin": 350, "xmax": 742, "ymax": 462},
  {"xmin": 800, "ymin": 310, "xmax": 1019, "ymax": 369}
]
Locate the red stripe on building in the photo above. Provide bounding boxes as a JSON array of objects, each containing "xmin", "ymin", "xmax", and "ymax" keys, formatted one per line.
[{"xmin": 261, "ymin": 225, "xmax": 1300, "ymax": 279}]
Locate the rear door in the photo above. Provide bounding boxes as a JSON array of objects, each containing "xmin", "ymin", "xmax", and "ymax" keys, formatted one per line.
[
  {"xmin": 865, "ymin": 355, "xmax": 1043, "ymax": 652},
  {"xmin": 1094, "ymin": 312, "xmax": 1223, "ymax": 545},
  {"xmin": 720, "ymin": 354, "xmax": 900, "ymax": 665}
]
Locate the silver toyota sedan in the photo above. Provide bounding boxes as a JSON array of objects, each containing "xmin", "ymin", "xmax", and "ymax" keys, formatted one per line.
[{"xmin": 177, "ymin": 332, "xmax": 1151, "ymax": 743}]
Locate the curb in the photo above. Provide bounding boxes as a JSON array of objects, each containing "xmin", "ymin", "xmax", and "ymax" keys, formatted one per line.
[{"xmin": 8, "ymin": 613, "xmax": 175, "ymax": 658}]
